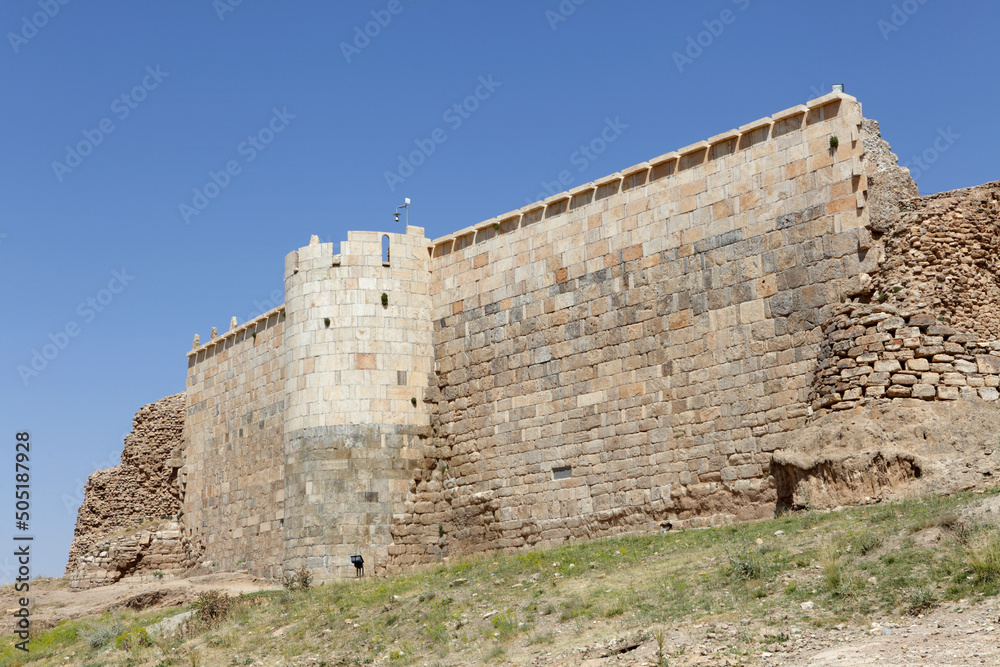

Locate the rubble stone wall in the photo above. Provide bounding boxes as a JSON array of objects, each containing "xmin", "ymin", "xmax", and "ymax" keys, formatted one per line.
[
  {"xmin": 69, "ymin": 521, "xmax": 189, "ymax": 590},
  {"xmin": 65, "ymin": 394, "xmax": 188, "ymax": 585},
  {"xmin": 811, "ymin": 181, "xmax": 1000, "ymax": 412}
]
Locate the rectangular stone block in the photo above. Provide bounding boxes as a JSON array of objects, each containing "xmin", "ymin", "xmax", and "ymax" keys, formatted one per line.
[
  {"xmin": 937, "ymin": 385, "xmax": 960, "ymax": 400},
  {"xmin": 977, "ymin": 355, "xmax": 1000, "ymax": 375},
  {"xmin": 954, "ymin": 359, "xmax": 978, "ymax": 374},
  {"xmin": 874, "ymin": 360, "xmax": 901, "ymax": 372}
]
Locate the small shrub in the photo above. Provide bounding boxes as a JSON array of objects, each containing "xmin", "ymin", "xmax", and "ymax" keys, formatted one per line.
[
  {"xmin": 281, "ymin": 566, "xmax": 313, "ymax": 591},
  {"xmin": 852, "ymin": 529, "xmax": 883, "ymax": 556},
  {"xmin": 654, "ymin": 627, "xmax": 668, "ymax": 666},
  {"xmin": 491, "ymin": 612, "xmax": 519, "ymax": 641},
  {"xmin": 819, "ymin": 541, "xmax": 845, "ymax": 591},
  {"xmin": 724, "ymin": 538, "xmax": 767, "ymax": 580},
  {"xmin": 323, "ymin": 317, "xmax": 330, "ymax": 327},
  {"xmin": 905, "ymin": 586, "xmax": 938, "ymax": 615},
  {"xmin": 952, "ymin": 519, "xmax": 980, "ymax": 545},
  {"xmin": 193, "ymin": 590, "xmax": 233, "ymax": 626},
  {"xmin": 605, "ymin": 600, "xmax": 626, "ymax": 617},
  {"xmin": 81, "ymin": 611, "xmax": 126, "ymax": 649},
  {"xmin": 829, "ymin": 135, "xmax": 839, "ymax": 149},
  {"xmin": 967, "ymin": 533, "xmax": 1000, "ymax": 582},
  {"xmin": 381, "ymin": 293, "xmax": 389, "ymax": 307},
  {"xmin": 493, "ymin": 223, "xmax": 500, "ymax": 231},
  {"xmin": 115, "ymin": 626, "xmax": 151, "ymax": 650},
  {"xmin": 528, "ymin": 632, "xmax": 554, "ymax": 645}
]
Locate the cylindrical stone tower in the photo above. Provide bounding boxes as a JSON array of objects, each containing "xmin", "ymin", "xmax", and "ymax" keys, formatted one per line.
[{"xmin": 282, "ymin": 226, "xmax": 433, "ymax": 579}]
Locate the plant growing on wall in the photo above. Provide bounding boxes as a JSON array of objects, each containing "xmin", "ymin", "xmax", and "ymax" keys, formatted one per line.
[
  {"xmin": 829, "ymin": 135, "xmax": 839, "ymax": 149},
  {"xmin": 324, "ymin": 317, "xmax": 331, "ymax": 327},
  {"xmin": 381, "ymin": 293, "xmax": 389, "ymax": 307},
  {"xmin": 411, "ymin": 397, "xmax": 417, "ymax": 406}
]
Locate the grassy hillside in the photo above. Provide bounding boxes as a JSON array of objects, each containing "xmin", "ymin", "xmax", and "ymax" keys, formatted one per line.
[{"xmin": 5, "ymin": 487, "xmax": 1000, "ymax": 666}]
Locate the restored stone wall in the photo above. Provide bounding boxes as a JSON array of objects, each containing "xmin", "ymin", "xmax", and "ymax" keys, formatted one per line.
[
  {"xmin": 183, "ymin": 307, "xmax": 285, "ymax": 578},
  {"xmin": 282, "ymin": 229, "xmax": 434, "ymax": 580},
  {"xmin": 65, "ymin": 394, "xmax": 187, "ymax": 583},
  {"xmin": 392, "ymin": 92, "xmax": 881, "ymax": 566}
]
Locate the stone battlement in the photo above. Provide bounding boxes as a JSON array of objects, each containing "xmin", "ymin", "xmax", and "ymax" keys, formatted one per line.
[
  {"xmin": 430, "ymin": 91, "xmax": 858, "ymax": 254},
  {"xmin": 187, "ymin": 305, "xmax": 284, "ymax": 358}
]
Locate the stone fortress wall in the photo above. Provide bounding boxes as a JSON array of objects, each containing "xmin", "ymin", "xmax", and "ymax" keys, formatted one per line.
[
  {"xmin": 67, "ymin": 91, "xmax": 1000, "ymax": 583},
  {"xmin": 390, "ymin": 91, "xmax": 880, "ymax": 567},
  {"xmin": 182, "ymin": 308, "xmax": 286, "ymax": 578}
]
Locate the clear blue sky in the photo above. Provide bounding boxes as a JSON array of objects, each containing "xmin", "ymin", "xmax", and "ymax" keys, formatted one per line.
[{"xmin": 1, "ymin": 1, "xmax": 997, "ymax": 580}]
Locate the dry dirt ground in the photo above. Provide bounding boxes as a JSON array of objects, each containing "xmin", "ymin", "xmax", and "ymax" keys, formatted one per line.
[
  {"xmin": 0, "ymin": 572, "xmax": 280, "ymax": 637},
  {"xmin": 555, "ymin": 600, "xmax": 1000, "ymax": 666}
]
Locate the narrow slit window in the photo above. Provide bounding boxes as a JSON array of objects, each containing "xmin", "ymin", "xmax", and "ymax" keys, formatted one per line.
[
  {"xmin": 552, "ymin": 466, "xmax": 572, "ymax": 480},
  {"xmin": 382, "ymin": 234, "xmax": 390, "ymax": 266}
]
